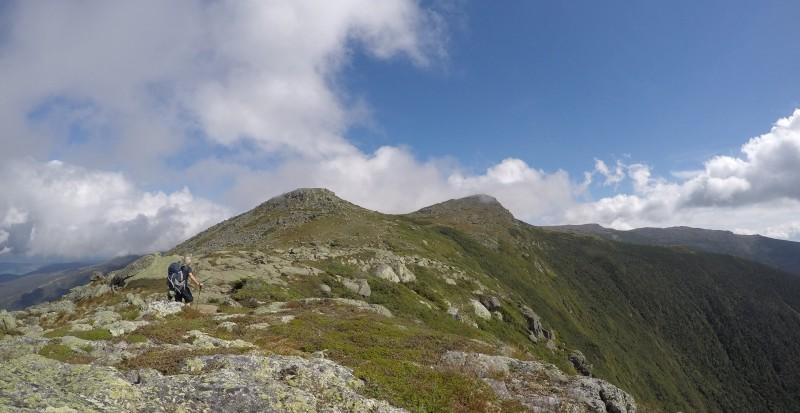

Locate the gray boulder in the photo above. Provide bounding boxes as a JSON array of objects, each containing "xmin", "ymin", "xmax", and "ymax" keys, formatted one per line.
[
  {"xmin": 371, "ymin": 264, "xmax": 400, "ymax": 283},
  {"xmin": 569, "ymin": 349, "xmax": 592, "ymax": 376},
  {"xmin": 0, "ymin": 310, "xmax": 17, "ymax": 333},
  {"xmin": 341, "ymin": 278, "xmax": 371, "ymax": 297}
]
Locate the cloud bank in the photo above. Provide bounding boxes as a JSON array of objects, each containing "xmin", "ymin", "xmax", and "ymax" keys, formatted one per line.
[{"xmin": 566, "ymin": 109, "xmax": 800, "ymax": 240}]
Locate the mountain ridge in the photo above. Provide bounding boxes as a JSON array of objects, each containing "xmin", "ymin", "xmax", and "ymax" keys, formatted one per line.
[{"xmin": 2, "ymin": 188, "xmax": 800, "ymax": 412}]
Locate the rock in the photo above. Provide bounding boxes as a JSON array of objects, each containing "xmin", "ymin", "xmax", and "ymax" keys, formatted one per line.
[
  {"xmin": 60, "ymin": 335, "xmax": 92, "ymax": 352},
  {"xmin": 184, "ymin": 330, "xmax": 256, "ymax": 350},
  {"xmin": 492, "ymin": 311, "xmax": 503, "ymax": 321},
  {"xmin": 441, "ymin": 351, "xmax": 636, "ymax": 413},
  {"xmin": 68, "ymin": 323, "xmax": 94, "ymax": 332},
  {"xmin": 319, "ymin": 283, "xmax": 332, "ymax": 294},
  {"xmin": 254, "ymin": 302, "xmax": 288, "ymax": 315},
  {"xmin": 341, "ymin": 278, "xmax": 371, "ymax": 297},
  {"xmin": 183, "ymin": 357, "xmax": 206, "ymax": 373},
  {"xmin": 299, "ymin": 298, "xmax": 393, "ymax": 318},
  {"xmin": 372, "ymin": 264, "xmax": 400, "ymax": 283},
  {"xmin": 279, "ymin": 315, "xmax": 295, "ymax": 324},
  {"xmin": 470, "ymin": 299, "xmax": 492, "ymax": 320},
  {"xmin": 0, "ymin": 335, "xmax": 49, "ymax": 361},
  {"xmin": 569, "ymin": 350, "xmax": 592, "ymax": 376},
  {"xmin": 218, "ymin": 321, "xmax": 237, "ymax": 332},
  {"xmin": 247, "ymin": 322, "xmax": 272, "ymax": 330},
  {"xmin": 126, "ymin": 293, "xmax": 147, "ymax": 310},
  {"xmin": 144, "ymin": 301, "xmax": 184, "ymax": 318},
  {"xmin": 106, "ymin": 320, "xmax": 148, "ymax": 337},
  {"xmin": 394, "ymin": 263, "xmax": 416, "ymax": 283},
  {"xmin": 480, "ymin": 296, "xmax": 502, "ymax": 311},
  {"xmin": 92, "ymin": 310, "xmax": 121, "ymax": 327},
  {"xmin": 521, "ymin": 305, "xmax": 545, "ymax": 339},
  {"xmin": 0, "ymin": 310, "xmax": 17, "ymax": 332},
  {"xmin": 445, "ymin": 277, "xmax": 457, "ymax": 286},
  {"xmin": 1, "ymin": 353, "xmax": 410, "ymax": 412}
]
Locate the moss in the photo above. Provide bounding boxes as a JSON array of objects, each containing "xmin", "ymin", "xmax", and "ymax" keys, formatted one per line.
[
  {"xmin": 45, "ymin": 328, "xmax": 113, "ymax": 341},
  {"xmin": 134, "ymin": 308, "xmax": 217, "ymax": 344},
  {"xmin": 118, "ymin": 347, "xmax": 249, "ymax": 375},
  {"xmin": 258, "ymin": 309, "xmax": 516, "ymax": 412},
  {"xmin": 125, "ymin": 334, "xmax": 148, "ymax": 344},
  {"xmin": 39, "ymin": 343, "xmax": 92, "ymax": 364},
  {"xmin": 119, "ymin": 306, "xmax": 140, "ymax": 321}
]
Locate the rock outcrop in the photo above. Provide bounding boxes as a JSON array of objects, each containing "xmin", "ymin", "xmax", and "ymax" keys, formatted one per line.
[
  {"xmin": 442, "ymin": 351, "xmax": 636, "ymax": 413},
  {"xmin": 0, "ymin": 353, "xmax": 407, "ymax": 412}
]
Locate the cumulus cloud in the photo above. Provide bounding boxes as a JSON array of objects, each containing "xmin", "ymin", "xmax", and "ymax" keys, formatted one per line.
[
  {"xmin": 567, "ymin": 109, "xmax": 800, "ymax": 239},
  {"xmin": 0, "ymin": 159, "xmax": 228, "ymax": 259}
]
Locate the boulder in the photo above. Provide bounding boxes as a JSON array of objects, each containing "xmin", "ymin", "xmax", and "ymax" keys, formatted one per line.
[
  {"xmin": 372, "ymin": 264, "xmax": 400, "ymax": 283},
  {"xmin": 470, "ymin": 299, "xmax": 492, "ymax": 320},
  {"xmin": 480, "ymin": 295, "xmax": 502, "ymax": 311},
  {"xmin": 319, "ymin": 283, "xmax": 332, "ymax": 294},
  {"xmin": 441, "ymin": 351, "xmax": 636, "ymax": 413},
  {"xmin": 521, "ymin": 305, "xmax": 544, "ymax": 338},
  {"xmin": 194, "ymin": 304, "xmax": 219, "ymax": 315},
  {"xmin": 144, "ymin": 301, "xmax": 184, "ymax": 318},
  {"xmin": 92, "ymin": 310, "xmax": 121, "ymax": 327},
  {"xmin": 394, "ymin": 263, "xmax": 416, "ymax": 283},
  {"xmin": 569, "ymin": 350, "xmax": 592, "ymax": 376},
  {"xmin": 342, "ymin": 278, "xmax": 371, "ymax": 297},
  {"xmin": 0, "ymin": 353, "xmax": 409, "ymax": 412},
  {"xmin": 0, "ymin": 310, "xmax": 17, "ymax": 333}
]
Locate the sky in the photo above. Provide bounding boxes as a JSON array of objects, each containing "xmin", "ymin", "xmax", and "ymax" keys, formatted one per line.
[{"xmin": 2, "ymin": 0, "xmax": 800, "ymax": 260}]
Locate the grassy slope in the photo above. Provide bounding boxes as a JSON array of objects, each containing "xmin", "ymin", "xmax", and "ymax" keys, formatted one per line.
[{"xmin": 171, "ymin": 191, "xmax": 800, "ymax": 412}]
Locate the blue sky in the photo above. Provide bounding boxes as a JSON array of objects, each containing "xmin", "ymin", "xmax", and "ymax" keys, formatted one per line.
[
  {"xmin": 347, "ymin": 0, "xmax": 800, "ymax": 184},
  {"xmin": 2, "ymin": 1, "xmax": 800, "ymax": 260}
]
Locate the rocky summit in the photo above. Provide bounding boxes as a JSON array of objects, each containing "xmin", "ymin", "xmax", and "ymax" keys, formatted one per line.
[{"xmin": 2, "ymin": 188, "xmax": 800, "ymax": 412}]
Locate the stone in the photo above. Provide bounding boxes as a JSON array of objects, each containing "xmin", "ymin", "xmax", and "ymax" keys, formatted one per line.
[
  {"xmin": 394, "ymin": 263, "xmax": 416, "ymax": 283},
  {"xmin": 319, "ymin": 283, "xmax": 332, "ymax": 294},
  {"xmin": 480, "ymin": 295, "xmax": 502, "ymax": 311},
  {"xmin": 144, "ymin": 300, "xmax": 184, "ymax": 318},
  {"xmin": 106, "ymin": 320, "xmax": 148, "ymax": 337},
  {"xmin": 492, "ymin": 311, "xmax": 503, "ymax": 321},
  {"xmin": 279, "ymin": 315, "xmax": 295, "ymax": 324},
  {"xmin": 60, "ymin": 335, "xmax": 92, "ymax": 351},
  {"xmin": 218, "ymin": 321, "xmax": 237, "ymax": 332},
  {"xmin": 569, "ymin": 350, "xmax": 592, "ymax": 376},
  {"xmin": 470, "ymin": 299, "xmax": 492, "ymax": 320},
  {"xmin": 441, "ymin": 351, "xmax": 636, "ymax": 413},
  {"xmin": 445, "ymin": 277, "xmax": 457, "ymax": 286},
  {"xmin": 0, "ymin": 310, "xmax": 17, "ymax": 332},
  {"xmin": 341, "ymin": 278, "xmax": 371, "ymax": 297},
  {"xmin": 92, "ymin": 310, "xmax": 121, "ymax": 327},
  {"xmin": 126, "ymin": 293, "xmax": 147, "ymax": 310},
  {"xmin": 372, "ymin": 264, "xmax": 400, "ymax": 283},
  {"xmin": 521, "ymin": 305, "xmax": 544, "ymax": 338},
  {"xmin": 68, "ymin": 323, "xmax": 94, "ymax": 332},
  {"xmin": 0, "ymin": 353, "xmax": 409, "ymax": 412}
]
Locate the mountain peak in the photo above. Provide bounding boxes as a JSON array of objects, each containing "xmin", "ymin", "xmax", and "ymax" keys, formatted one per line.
[
  {"xmin": 258, "ymin": 188, "xmax": 350, "ymax": 211},
  {"xmin": 409, "ymin": 194, "xmax": 515, "ymax": 226}
]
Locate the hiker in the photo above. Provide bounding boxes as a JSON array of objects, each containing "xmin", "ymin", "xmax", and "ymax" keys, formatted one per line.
[{"xmin": 167, "ymin": 256, "xmax": 203, "ymax": 305}]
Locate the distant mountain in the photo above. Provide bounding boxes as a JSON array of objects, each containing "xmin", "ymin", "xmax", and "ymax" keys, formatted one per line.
[
  {"xmin": 546, "ymin": 224, "xmax": 800, "ymax": 275},
  {"xmin": 0, "ymin": 256, "xmax": 139, "ymax": 310},
  {"xmin": 0, "ymin": 262, "xmax": 44, "ymax": 276}
]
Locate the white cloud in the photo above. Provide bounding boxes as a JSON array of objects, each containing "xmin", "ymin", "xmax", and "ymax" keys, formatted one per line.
[
  {"xmin": 0, "ymin": 159, "xmax": 228, "ymax": 259},
  {"xmin": 566, "ymin": 109, "xmax": 800, "ymax": 240}
]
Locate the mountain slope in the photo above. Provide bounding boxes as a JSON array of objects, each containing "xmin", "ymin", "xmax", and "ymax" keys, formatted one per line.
[
  {"xmin": 548, "ymin": 224, "xmax": 800, "ymax": 275},
  {"xmin": 3, "ymin": 189, "xmax": 800, "ymax": 412},
  {"xmin": 0, "ymin": 256, "xmax": 139, "ymax": 310}
]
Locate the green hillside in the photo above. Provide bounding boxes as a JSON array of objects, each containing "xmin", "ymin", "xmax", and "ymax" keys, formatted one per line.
[{"xmin": 174, "ymin": 188, "xmax": 800, "ymax": 412}]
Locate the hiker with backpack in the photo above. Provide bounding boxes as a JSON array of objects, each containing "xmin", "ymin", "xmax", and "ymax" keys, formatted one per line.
[{"xmin": 167, "ymin": 256, "xmax": 203, "ymax": 305}]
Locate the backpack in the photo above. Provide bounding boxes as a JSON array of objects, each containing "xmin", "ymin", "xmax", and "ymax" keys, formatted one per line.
[{"xmin": 167, "ymin": 262, "xmax": 186, "ymax": 292}]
